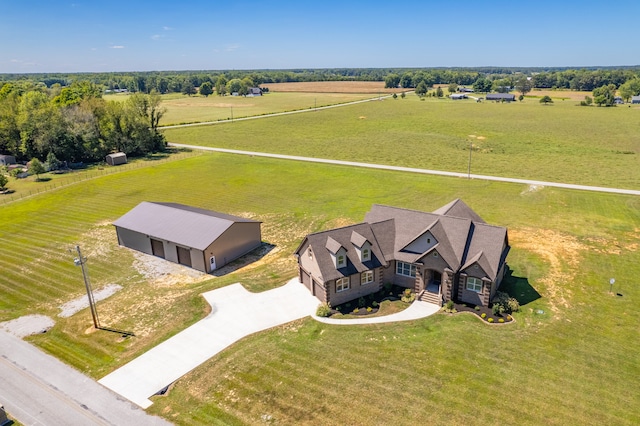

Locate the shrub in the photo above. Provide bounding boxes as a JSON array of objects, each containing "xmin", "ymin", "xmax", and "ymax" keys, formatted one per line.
[
  {"xmin": 367, "ymin": 307, "xmax": 373, "ymax": 313},
  {"xmin": 498, "ymin": 318, "xmax": 505, "ymax": 323},
  {"xmin": 488, "ymin": 317, "xmax": 494, "ymax": 323},
  {"xmin": 401, "ymin": 289, "xmax": 415, "ymax": 303},
  {"xmin": 316, "ymin": 303, "xmax": 331, "ymax": 317},
  {"xmin": 384, "ymin": 282, "xmax": 393, "ymax": 292},
  {"xmin": 507, "ymin": 315, "xmax": 513, "ymax": 321},
  {"xmin": 507, "ymin": 298, "xmax": 520, "ymax": 313},
  {"xmin": 372, "ymin": 301, "xmax": 379, "ymax": 308},
  {"xmin": 493, "ymin": 291, "xmax": 520, "ymax": 314},
  {"xmin": 474, "ymin": 306, "xmax": 481, "ymax": 311},
  {"xmin": 444, "ymin": 300, "xmax": 455, "ymax": 311},
  {"xmin": 353, "ymin": 308, "xmax": 359, "ymax": 314},
  {"xmin": 492, "ymin": 303, "xmax": 505, "ymax": 316},
  {"xmin": 358, "ymin": 297, "xmax": 366, "ymax": 308},
  {"xmin": 481, "ymin": 313, "xmax": 487, "ymax": 319}
]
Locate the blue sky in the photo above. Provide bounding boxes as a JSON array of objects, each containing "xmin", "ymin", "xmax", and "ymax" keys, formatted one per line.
[{"xmin": 2, "ymin": 0, "xmax": 639, "ymax": 73}]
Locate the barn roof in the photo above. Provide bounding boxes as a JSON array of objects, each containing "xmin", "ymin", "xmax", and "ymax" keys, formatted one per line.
[{"xmin": 113, "ymin": 202, "xmax": 260, "ymax": 250}]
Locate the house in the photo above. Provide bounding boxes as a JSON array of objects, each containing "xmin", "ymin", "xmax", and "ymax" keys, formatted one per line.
[
  {"xmin": 486, "ymin": 93, "xmax": 515, "ymax": 102},
  {"xmin": 459, "ymin": 87, "xmax": 474, "ymax": 93},
  {"xmin": 450, "ymin": 94, "xmax": 468, "ymax": 100},
  {"xmin": 0, "ymin": 154, "xmax": 16, "ymax": 166},
  {"xmin": 247, "ymin": 87, "xmax": 263, "ymax": 97},
  {"xmin": 113, "ymin": 202, "xmax": 262, "ymax": 273},
  {"xmin": 614, "ymin": 96, "xmax": 624, "ymax": 105},
  {"xmin": 632, "ymin": 96, "xmax": 640, "ymax": 104},
  {"xmin": 106, "ymin": 152, "xmax": 127, "ymax": 166},
  {"xmin": 295, "ymin": 200, "xmax": 509, "ymax": 307}
]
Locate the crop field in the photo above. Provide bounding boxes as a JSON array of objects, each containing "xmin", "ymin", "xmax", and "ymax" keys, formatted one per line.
[
  {"xmin": 162, "ymin": 95, "xmax": 640, "ymax": 189},
  {"xmin": 105, "ymin": 91, "xmax": 377, "ymax": 126},
  {"xmin": 1, "ymin": 90, "xmax": 639, "ymax": 424}
]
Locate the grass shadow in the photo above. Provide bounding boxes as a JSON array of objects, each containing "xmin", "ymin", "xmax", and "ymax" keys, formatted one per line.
[
  {"xmin": 500, "ymin": 266, "xmax": 540, "ymax": 306},
  {"xmin": 210, "ymin": 242, "xmax": 276, "ymax": 277},
  {"xmin": 35, "ymin": 177, "xmax": 52, "ymax": 182}
]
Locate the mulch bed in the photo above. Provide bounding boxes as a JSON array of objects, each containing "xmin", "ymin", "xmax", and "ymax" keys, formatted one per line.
[
  {"xmin": 329, "ymin": 285, "xmax": 407, "ymax": 317},
  {"xmin": 450, "ymin": 301, "xmax": 514, "ymax": 324}
]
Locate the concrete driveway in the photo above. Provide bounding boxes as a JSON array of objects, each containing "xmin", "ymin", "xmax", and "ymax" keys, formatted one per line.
[
  {"xmin": 99, "ymin": 278, "xmax": 440, "ymax": 408},
  {"xmin": 99, "ymin": 278, "xmax": 319, "ymax": 408}
]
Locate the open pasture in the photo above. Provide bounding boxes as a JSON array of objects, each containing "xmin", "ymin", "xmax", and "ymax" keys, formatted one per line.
[
  {"xmin": 162, "ymin": 95, "xmax": 640, "ymax": 189},
  {"xmin": 262, "ymin": 81, "xmax": 405, "ymax": 93},
  {"xmin": 1, "ymin": 151, "xmax": 639, "ymax": 424}
]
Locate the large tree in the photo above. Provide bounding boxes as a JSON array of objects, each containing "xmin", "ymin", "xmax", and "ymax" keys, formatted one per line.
[
  {"xmin": 415, "ymin": 81, "xmax": 428, "ymax": 97},
  {"xmin": 28, "ymin": 157, "xmax": 45, "ymax": 180},
  {"xmin": 618, "ymin": 78, "xmax": 640, "ymax": 102},
  {"xmin": 199, "ymin": 81, "xmax": 213, "ymax": 97},
  {"xmin": 515, "ymin": 76, "xmax": 533, "ymax": 98},
  {"xmin": 215, "ymin": 75, "xmax": 228, "ymax": 96},
  {"xmin": 384, "ymin": 73, "xmax": 400, "ymax": 89},
  {"xmin": 593, "ymin": 84, "xmax": 616, "ymax": 106}
]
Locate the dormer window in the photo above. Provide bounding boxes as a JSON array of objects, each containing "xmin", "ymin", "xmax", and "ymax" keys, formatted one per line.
[
  {"xmin": 362, "ymin": 248, "xmax": 370, "ymax": 261},
  {"xmin": 337, "ymin": 254, "xmax": 346, "ymax": 268}
]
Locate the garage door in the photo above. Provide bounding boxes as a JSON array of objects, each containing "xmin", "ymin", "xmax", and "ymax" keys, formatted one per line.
[
  {"xmin": 151, "ymin": 239, "xmax": 165, "ymax": 258},
  {"xmin": 176, "ymin": 246, "xmax": 192, "ymax": 267}
]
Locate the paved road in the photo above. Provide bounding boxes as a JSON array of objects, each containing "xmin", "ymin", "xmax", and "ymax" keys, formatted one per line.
[
  {"xmin": 169, "ymin": 144, "xmax": 640, "ymax": 196},
  {"xmin": 0, "ymin": 330, "xmax": 171, "ymax": 426}
]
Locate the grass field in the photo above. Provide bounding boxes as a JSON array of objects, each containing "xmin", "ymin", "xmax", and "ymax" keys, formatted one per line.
[
  {"xmin": 2, "ymin": 88, "xmax": 639, "ymax": 424},
  {"xmin": 1, "ymin": 150, "xmax": 639, "ymax": 424},
  {"xmin": 105, "ymin": 91, "xmax": 377, "ymax": 126},
  {"xmin": 162, "ymin": 95, "xmax": 640, "ymax": 189}
]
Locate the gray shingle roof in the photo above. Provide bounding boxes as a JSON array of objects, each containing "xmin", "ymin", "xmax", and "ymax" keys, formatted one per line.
[
  {"xmin": 298, "ymin": 200, "xmax": 509, "ymax": 283},
  {"xmin": 113, "ymin": 202, "xmax": 260, "ymax": 251}
]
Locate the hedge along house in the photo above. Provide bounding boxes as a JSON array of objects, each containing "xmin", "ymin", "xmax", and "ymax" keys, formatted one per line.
[
  {"xmin": 295, "ymin": 200, "xmax": 509, "ymax": 307},
  {"xmin": 113, "ymin": 202, "xmax": 262, "ymax": 273}
]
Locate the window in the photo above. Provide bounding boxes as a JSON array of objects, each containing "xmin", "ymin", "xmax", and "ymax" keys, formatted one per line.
[
  {"xmin": 362, "ymin": 248, "xmax": 370, "ymax": 261},
  {"xmin": 308, "ymin": 248, "xmax": 313, "ymax": 259},
  {"xmin": 466, "ymin": 277, "xmax": 482, "ymax": 293},
  {"xmin": 433, "ymin": 251, "xmax": 438, "ymax": 258},
  {"xmin": 361, "ymin": 270, "xmax": 374, "ymax": 285},
  {"xmin": 396, "ymin": 261, "xmax": 416, "ymax": 278},
  {"xmin": 337, "ymin": 254, "xmax": 346, "ymax": 268},
  {"xmin": 336, "ymin": 277, "xmax": 350, "ymax": 292}
]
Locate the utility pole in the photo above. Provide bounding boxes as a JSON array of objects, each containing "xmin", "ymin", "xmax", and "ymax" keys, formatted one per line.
[
  {"xmin": 230, "ymin": 106, "xmax": 233, "ymax": 122},
  {"xmin": 74, "ymin": 245, "xmax": 100, "ymax": 329},
  {"xmin": 468, "ymin": 140, "xmax": 473, "ymax": 179}
]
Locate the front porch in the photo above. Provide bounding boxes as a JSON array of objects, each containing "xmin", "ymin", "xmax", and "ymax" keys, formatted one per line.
[{"xmin": 416, "ymin": 269, "xmax": 444, "ymax": 306}]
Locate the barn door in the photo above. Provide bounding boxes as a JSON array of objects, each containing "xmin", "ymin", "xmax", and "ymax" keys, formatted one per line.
[
  {"xmin": 151, "ymin": 239, "xmax": 165, "ymax": 258},
  {"xmin": 176, "ymin": 246, "xmax": 192, "ymax": 267}
]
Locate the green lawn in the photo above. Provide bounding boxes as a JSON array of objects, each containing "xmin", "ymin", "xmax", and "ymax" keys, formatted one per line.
[
  {"xmin": 105, "ymin": 92, "xmax": 376, "ymax": 126},
  {"xmin": 162, "ymin": 96, "xmax": 640, "ymax": 189},
  {"xmin": 1, "ymin": 151, "xmax": 639, "ymax": 424}
]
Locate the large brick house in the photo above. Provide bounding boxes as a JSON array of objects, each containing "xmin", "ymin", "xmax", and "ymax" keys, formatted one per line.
[{"xmin": 294, "ymin": 200, "xmax": 510, "ymax": 307}]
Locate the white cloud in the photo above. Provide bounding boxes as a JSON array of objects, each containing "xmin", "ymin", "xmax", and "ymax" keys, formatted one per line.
[
  {"xmin": 110, "ymin": 45, "xmax": 125, "ymax": 49},
  {"xmin": 226, "ymin": 44, "xmax": 240, "ymax": 52},
  {"xmin": 151, "ymin": 34, "xmax": 162, "ymax": 40},
  {"xmin": 163, "ymin": 26, "xmax": 173, "ymax": 31}
]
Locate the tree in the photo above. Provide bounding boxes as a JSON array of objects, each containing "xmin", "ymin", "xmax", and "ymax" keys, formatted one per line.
[
  {"xmin": 618, "ymin": 78, "xmax": 640, "ymax": 102},
  {"xmin": 515, "ymin": 76, "xmax": 533, "ymax": 98},
  {"xmin": 592, "ymin": 84, "xmax": 616, "ymax": 106},
  {"xmin": 227, "ymin": 79, "xmax": 242, "ymax": 94},
  {"xmin": 215, "ymin": 75, "xmax": 228, "ymax": 96},
  {"xmin": 436, "ymin": 87, "xmax": 444, "ymax": 98},
  {"xmin": 392, "ymin": 93, "xmax": 398, "ymax": 99},
  {"xmin": 199, "ymin": 81, "xmax": 213, "ymax": 97},
  {"xmin": 492, "ymin": 78, "xmax": 512, "ymax": 93},
  {"xmin": 0, "ymin": 172, "xmax": 8, "ymax": 191},
  {"xmin": 29, "ymin": 157, "xmax": 45, "ymax": 180},
  {"xmin": 518, "ymin": 94, "xmax": 524, "ymax": 102},
  {"xmin": 472, "ymin": 78, "xmax": 492, "ymax": 93},
  {"xmin": 415, "ymin": 81, "xmax": 428, "ymax": 97},
  {"xmin": 539, "ymin": 95, "xmax": 553, "ymax": 105},
  {"xmin": 384, "ymin": 73, "xmax": 400, "ymax": 89},
  {"xmin": 401, "ymin": 92, "xmax": 406, "ymax": 99},
  {"xmin": 448, "ymin": 83, "xmax": 458, "ymax": 94},
  {"xmin": 181, "ymin": 80, "xmax": 196, "ymax": 96},
  {"xmin": 45, "ymin": 152, "xmax": 62, "ymax": 171}
]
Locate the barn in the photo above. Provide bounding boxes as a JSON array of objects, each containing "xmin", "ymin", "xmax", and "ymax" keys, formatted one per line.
[
  {"xmin": 106, "ymin": 152, "xmax": 127, "ymax": 166},
  {"xmin": 113, "ymin": 202, "xmax": 262, "ymax": 273}
]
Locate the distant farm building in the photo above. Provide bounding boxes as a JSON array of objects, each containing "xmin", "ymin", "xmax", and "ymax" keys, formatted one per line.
[
  {"xmin": 450, "ymin": 94, "xmax": 468, "ymax": 100},
  {"xmin": 614, "ymin": 97, "xmax": 624, "ymax": 105},
  {"xmin": 113, "ymin": 202, "xmax": 262, "ymax": 273},
  {"xmin": 247, "ymin": 87, "xmax": 263, "ymax": 96},
  {"xmin": 632, "ymin": 96, "xmax": 640, "ymax": 104},
  {"xmin": 459, "ymin": 87, "xmax": 474, "ymax": 93},
  {"xmin": 106, "ymin": 152, "xmax": 127, "ymax": 166},
  {"xmin": 486, "ymin": 93, "xmax": 516, "ymax": 102},
  {"xmin": 0, "ymin": 154, "xmax": 16, "ymax": 166}
]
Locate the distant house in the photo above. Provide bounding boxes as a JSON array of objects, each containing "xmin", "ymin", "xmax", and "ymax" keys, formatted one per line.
[
  {"xmin": 631, "ymin": 96, "xmax": 640, "ymax": 104},
  {"xmin": 459, "ymin": 87, "xmax": 474, "ymax": 93},
  {"xmin": 295, "ymin": 200, "xmax": 510, "ymax": 307},
  {"xmin": 450, "ymin": 94, "xmax": 468, "ymax": 100},
  {"xmin": 614, "ymin": 97, "xmax": 624, "ymax": 105},
  {"xmin": 247, "ymin": 87, "xmax": 263, "ymax": 97},
  {"xmin": 106, "ymin": 152, "xmax": 127, "ymax": 166},
  {"xmin": 114, "ymin": 202, "xmax": 262, "ymax": 273},
  {"xmin": 0, "ymin": 154, "xmax": 16, "ymax": 166},
  {"xmin": 486, "ymin": 93, "xmax": 516, "ymax": 102}
]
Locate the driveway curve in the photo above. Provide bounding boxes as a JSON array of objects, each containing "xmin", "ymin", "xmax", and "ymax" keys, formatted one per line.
[{"xmin": 99, "ymin": 278, "xmax": 440, "ymax": 408}]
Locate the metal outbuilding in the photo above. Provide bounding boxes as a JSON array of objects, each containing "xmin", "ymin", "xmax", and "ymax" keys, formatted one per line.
[
  {"xmin": 113, "ymin": 202, "xmax": 262, "ymax": 273},
  {"xmin": 0, "ymin": 155, "xmax": 16, "ymax": 166},
  {"xmin": 106, "ymin": 152, "xmax": 127, "ymax": 166}
]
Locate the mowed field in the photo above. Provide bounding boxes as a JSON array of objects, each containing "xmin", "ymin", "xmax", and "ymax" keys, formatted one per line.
[
  {"xmin": 262, "ymin": 81, "xmax": 405, "ymax": 93},
  {"xmin": 163, "ymin": 94, "xmax": 640, "ymax": 189},
  {"xmin": 1, "ymin": 88, "xmax": 639, "ymax": 424},
  {"xmin": 1, "ymin": 150, "xmax": 639, "ymax": 425}
]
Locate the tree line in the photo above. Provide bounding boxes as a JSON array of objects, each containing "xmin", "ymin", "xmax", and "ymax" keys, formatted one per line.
[{"xmin": 0, "ymin": 81, "xmax": 166, "ymax": 164}]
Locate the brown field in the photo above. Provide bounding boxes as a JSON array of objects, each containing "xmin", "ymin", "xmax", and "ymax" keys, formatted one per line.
[
  {"xmin": 526, "ymin": 89, "xmax": 593, "ymax": 101},
  {"xmin": 262, "ymin": 81, "xmax": 406, "ymax": 93}
]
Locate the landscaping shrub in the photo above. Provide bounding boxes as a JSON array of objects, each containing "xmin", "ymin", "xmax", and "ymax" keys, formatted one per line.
[
  {"xmin": 358, "ymin": 297, "xmax": 366, "ymax": 308},
  {"xmin": 384, "ymin": 282, "xmax": 392, "ymax": 292},
  {"xmin": 493, "ymin": 291, "xmax": 520, "ymax": 314},
  {"xmin": 481, "ymin": 313, "xmax": 487, "ymax": 319},
  {"xmin": 492, "ymin": 303, "xmax": 505, "ymax": 316},
  {"xmin": 401, "ymin": 289, "xmax": 415, "ymax": 303},
  {"xmin": 367, "ymin": 307, "xmax": 372, "ymax": 313},
  {"xmin": 353, "ymin": 308, "xmax": 359, "ymax": 314},
  {"xmin": 499, "ymin": 318, "xmax": 505, "ymax": 323},
  {"xmin": 444, "ymin": 300, "xmax": 454, "ymax": 311},
  {"xmin": 372, "ymin": 301, "xmax": 379, "ymax": 308},
  {"xmin": 488, "ymin": 318, "xmax": 494, "ymax": 323},
  {"xmin": 316, "ymin": 303, "xmax": 332, "ymax": 317},
  {"xmin": 474, "ymin": 306, "xmax": 481, "ymax": 311}
]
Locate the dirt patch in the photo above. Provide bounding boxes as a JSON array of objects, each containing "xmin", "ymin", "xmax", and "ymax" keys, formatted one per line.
[
  {"xmin": 1, "ymin": 315, "xmax": 55, "ymax": 337},
  {"xmin": 132, "ymin": 252, "xmax": 210, "ymax": 287},
  {"xmin": 521, "ymin": 184, "xmax": 545, "ymax": 195},
  {"xmin": 58, "ymin": 283, "xmax": 123, "ymax": 318},
  {"xmin": 509, "ymin": 228, "xmax": 586, "ymax": 319}
]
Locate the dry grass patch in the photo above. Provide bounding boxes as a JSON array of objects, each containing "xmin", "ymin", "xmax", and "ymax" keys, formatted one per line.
[{"xmin": 263, "ymin": 81, "xmax": 405, "ymax": 93}]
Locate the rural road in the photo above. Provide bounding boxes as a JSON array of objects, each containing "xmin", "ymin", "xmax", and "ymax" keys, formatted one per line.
[
  {"xmin": 169, "ymin": 144, "xmax": 640, "ymax": 196},
  {"xmin": 0, "ymin": 330, "xmax": 171, "ymax": 426}
]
